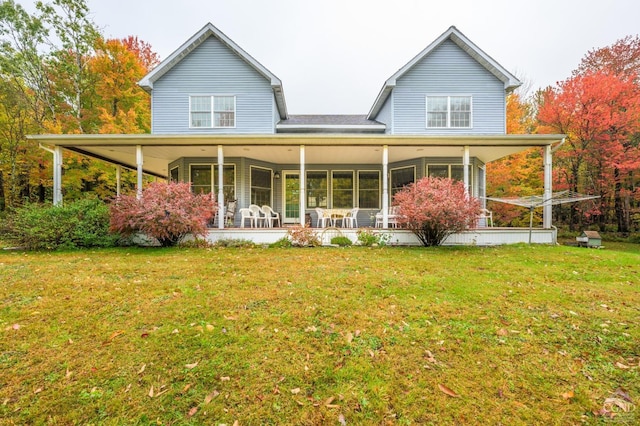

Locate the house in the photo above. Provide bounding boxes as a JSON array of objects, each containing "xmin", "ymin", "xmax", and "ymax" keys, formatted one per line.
[{"xmin": 31, "ymin": 23, "xmax": 564, "ymax": 245}]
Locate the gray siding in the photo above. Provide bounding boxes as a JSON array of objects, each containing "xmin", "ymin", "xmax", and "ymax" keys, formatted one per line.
[
  {"xmin": 151, "ymin": 37, "xmax": 276, "ymax": 134},
  {"xmin": 392, "ymin": 39, "xmax": 505, "ymax": 134}
]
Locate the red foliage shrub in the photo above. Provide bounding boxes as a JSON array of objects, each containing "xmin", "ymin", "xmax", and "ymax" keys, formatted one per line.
[
  {"xmin": 394, "ymin": 177, "xmax": 481, "ymax": 246},
  {"xmin": 109, "ymin": 182, "xmax": 216, "ymax": 246}
]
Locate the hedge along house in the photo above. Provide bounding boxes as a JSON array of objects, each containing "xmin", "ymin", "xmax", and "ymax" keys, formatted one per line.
[{"xmin": 31, "ymin": 23, "xmax": 564, "ymax": 245}]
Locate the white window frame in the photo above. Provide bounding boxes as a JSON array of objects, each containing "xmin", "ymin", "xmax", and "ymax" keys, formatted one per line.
[
  {"xmin": 357, "ymin": 170, "xmax": 381, "ymax": 210},
  {"xmin": 169, "ymin": 166, "xmax": 179, "ymax": 183},
  {"xmin": 331, "ymin": 170, "xmax": 355, "ymax": 209},
  {"xmin": 426, "ymin": 163, "xmax": 473, "ymax": 192},
  {"xmin": 306, "ymin": 170, "xmax": 329, "ymax": 209},
  {"xmin": 426, "ymin": 95, "xmax": 472, "ymax": 129},
  {"xmin": 189, "ymin": 95, "xmax": 237, "ymax": 129},
  {"xmin": 188, "ymin": 163, "xmax": 236, "ymax": 199},
  {"xmin": 249, "ymin": 166, "xmax": 273, "ymax": 206},
  {"xmin": 390, "ymin": 165, "xmax": 416, "ymax": 201}
]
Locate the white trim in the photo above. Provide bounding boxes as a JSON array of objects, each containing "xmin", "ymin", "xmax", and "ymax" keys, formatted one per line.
[
  {"xmin": 249, "ymin": 165, "xmax": 274, "ymax": 206},
  {"xmin": 331, "ymin": 170, "xmax": 355, "ymax": 209},
  {"xmin": 357, "ymin": 170, "xmax": 381, "ymax": 210},
  {"xmin": 276, "ymin": 124, "xmax": 385, "ymax": 131},
  {"xmin": 305, "ymin": 170, "xmax": 329, "ymax": 209},
  {"xmin": 169, "ymin": 165, "xmax": 179, "ymax": 183},
  {"xmin": 136, "ymin": 145, "xmax": 143, "ymax": 199},
  {"xmin": 138, "ymin": 22, "xmax": 287, "ymax": 119},
  {"xmin": 188, "ymin": 162, "xmax": 236, "ymax": 199},
  {"xmin": 299, "ymin": 146, "xmax": 306, "ymax": 225},
  {"xmin": 390, "ymin": 165, "xmax": 416, "ymax": 200},
  {"xmin": 425, "ymin": 95, "xmax": 473, "ymax": 129},
  {"xmin": 189, "ymin": 95, "xmax": 236, "ymax": 129},
  {"xmin": 368, "ymin": 26, "xmax": 521, "ymax": 120}
]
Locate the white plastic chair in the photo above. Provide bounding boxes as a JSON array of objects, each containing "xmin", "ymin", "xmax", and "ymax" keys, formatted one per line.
[
  {"xmin": 249, "ymin": 204, "xmax": 267, "ymax": 228},
  {"xmin": 343, "ymin": 208, "xmax": 359, "ymax": 228},
  {"xmin": 239, "ymin": 208, "xmax": 255, "ymax": 228},
  {"xmin": 261, "ymin": 205, "xmax": 281, "ymax": 228},
  {"xmin": 477, "ymin": 208, "xmax": 493, "ymax": 227},
  {"xmin": 315, "ymin": 208, "xmax": 331, "ymax": 228},
  {"xmin": 225, "ymin": 200, "xmax": 237, "ymax": 227}
]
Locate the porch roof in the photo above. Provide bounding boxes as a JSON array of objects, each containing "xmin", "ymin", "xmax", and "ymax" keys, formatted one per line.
[{"xmin": 29, "ymin": 133, "xmax": 564, "ymax": 179}]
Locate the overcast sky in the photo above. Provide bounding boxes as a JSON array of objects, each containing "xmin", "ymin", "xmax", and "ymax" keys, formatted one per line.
[{"xmin": 36, "ymin": 0, "xmax": 640, "ymax": 114}]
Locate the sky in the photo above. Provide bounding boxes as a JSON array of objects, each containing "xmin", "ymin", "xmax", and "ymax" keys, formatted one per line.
[{"xmin": 28, "ymin": 0, "xmax": 640, "ymax": 114}]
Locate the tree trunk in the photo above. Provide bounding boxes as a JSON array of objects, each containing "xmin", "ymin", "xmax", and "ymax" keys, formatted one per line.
[
  {"xmin": 614, "ymin": 168, "xmax": 630, "ymax": 234},
  {"xmin": 0, "ymin": 170, "xmax": 5, "ymax": 211}
]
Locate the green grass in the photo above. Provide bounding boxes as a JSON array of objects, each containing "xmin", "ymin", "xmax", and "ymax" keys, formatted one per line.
[{"xmin": 1, "ymin": 244, "xmax": 639, "ymax": 425}]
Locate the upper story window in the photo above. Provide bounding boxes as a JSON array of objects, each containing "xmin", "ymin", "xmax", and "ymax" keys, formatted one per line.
[
  {"xmin": 426, "ymin": 96, "xmax": 472, "ymax": 129},
  {"xmin": 190, "ymin": 95, "xmax": 236, "ymax": 128}
]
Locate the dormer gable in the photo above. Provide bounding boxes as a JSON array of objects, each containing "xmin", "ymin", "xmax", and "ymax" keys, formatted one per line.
[
  {"xmin": 139, "ymin": 22, "xmax": 287, "ymax": 120},
  {"xmin": 368, "ymin": 26, "xmax": 521, "ymax": 120}
]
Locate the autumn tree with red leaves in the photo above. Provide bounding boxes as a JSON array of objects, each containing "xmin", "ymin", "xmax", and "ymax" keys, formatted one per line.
[{"xmin": 538, "ymin": 71, "xmax": 640, "ymax": 232}]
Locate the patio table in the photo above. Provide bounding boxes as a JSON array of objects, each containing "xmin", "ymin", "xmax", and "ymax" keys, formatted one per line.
[{"xmin": 323, "ymin": 209, "xmax": 351, "ymax": 227}]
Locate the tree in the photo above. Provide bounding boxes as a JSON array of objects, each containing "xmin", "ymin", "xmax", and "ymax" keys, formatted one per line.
[
  {"xmin": 538, "ymin": 71, "xmax": 640, "ymax": 232},
  {"xmin": 87, "ymin": 38, "xmax": 151, "ymax": 133},
  {"xmin": 109, "ymin": 182, "xmax": 216, "ymax": 247},
  {"xmin": 394, "ymin": 177, "xmax": 480, "ymax": 247},
  {"xmin": 487, "ymin": 91, "xmax": 543, "ymax": 226}
]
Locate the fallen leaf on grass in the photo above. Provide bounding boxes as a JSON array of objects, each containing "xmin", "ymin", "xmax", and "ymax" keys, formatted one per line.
[
  {"xmin": 291, "ymin": 388, "xmax": 301, "ymax": 394},
  {"xmin": 137, "ymin": 364, "xmax": 146, "ymax": 374},
  {"xmin": 233, "ymin": 421, "xmax": 239, "ymax": 426},
  {"xmin": 148, "ymin": 386, "xmax": 154, "ymax": 398},
  {"xmin": 34, "ymin": 388, "xmax": 42, "ymax": 394},
  {"xmin": 338, "ymin": 413, "xmax": 347, "ymax": 425},
  {"xmin": 206, "ymin": 324, "xmax": 214, "ymax": 331},
  {"xmin": 108, "ymin": 330, "xmax": 125, "ymax": 341},
  {"xmin": 438, "ymin": 384, "xmax": 460, "ymax": 398},
  {"xmin": 325, "ymin": 396, "xmax": 335, "ymax": 406},
  {"xmin": 603, "ymin": 397, "xmax": 634, "ymax": 413},
  {"xmin": 615, "ymin": 362, "xmax": 630, "ymax": 369},
  {"xmin": 562, "ymin": 390, "xmax": 575, "ymax": 400},
  {"xmin": 345, "ymin": 332, "xmax": 353, "ymax": 343},
  {"xmin": 204, "ymin": 390, "xmax": 219, "ymax": 403},
  {"xmin": 187, "ymin": 406, "xmax": 198, "ymax": 417},
  {"xmin": 185, "ymin": 362, "xmax": 198, "ymax": 369},
  {"xmin": 182, "ymin": 384, "xmax": 192, "ymax": 393},
  {"xmin": 496, "ymin": 328, "xmax": 509, "ymax": 336},
  {"xmin": 220, "ymin": 376, "xmax": 230, "ymax": 381},
  {"xmin": 614, "ymin": 388, "xmax": 632, "ymax": 403}
]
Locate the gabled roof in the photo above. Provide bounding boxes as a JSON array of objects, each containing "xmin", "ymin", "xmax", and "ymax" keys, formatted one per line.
[
  {"xmin": 277, "ymin": 115, "xmax": 385, "ymax": 133},
  {"xmin": 367, "ymin": 26, "xmax": 521, "ymax": 120},
  {"xmin": 138, "ymin": 22, "xmax": 288, "ymax": 119}
]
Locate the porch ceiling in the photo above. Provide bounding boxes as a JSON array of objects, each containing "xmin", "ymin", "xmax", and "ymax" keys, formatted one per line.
[{"xmin": 30, "ymin": 133, "xmax": 564, "ymax": 178}]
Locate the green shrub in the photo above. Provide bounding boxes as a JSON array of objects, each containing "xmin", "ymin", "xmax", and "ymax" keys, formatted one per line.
[
  {"xmin": 356, "ymin": 228, "xmax": 389, "ymax": 247},
  {"xmin": 212, "ymin": 238, "xmax": 257, "ymax": 248},
  {"xmin": 330, "ymin": 236, "xmax": 352, "ymax": 246},
  {"xmin": 269, "ymin": 237, "xmax": 293, "ymax": 248},
  {"xmin": 7, "ymin": 199, "xmax": 118, "ymax": 250}
]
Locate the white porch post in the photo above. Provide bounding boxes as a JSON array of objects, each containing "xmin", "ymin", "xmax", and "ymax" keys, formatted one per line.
[
  {"xmin": 299, "ymin": 145, "xmax": 306, "ymax": 225},
  {"xmin": 463, "ymin": 145, "xmax": 470, "ymax": 197},
  {"xmin": 382, "ymin": 145, "xmax": 389, "ymax": 228},
  {"xmin": 115, "ymin": 165, "xmax": 121, "ymax": 197},
  {"xmin": 217, "ymin": 145, "xmax": 225, "ymax": 229},
  {"xmin": 543, "ymin": 144, "xmax": 552, "ymax": 228},
  {"xmin": 53, "ymin": 146, "xmax": 63, "ymax": 206},
  {"xmin": 136, "ymin": 145, "xmax": 143, "ymax": 199}
]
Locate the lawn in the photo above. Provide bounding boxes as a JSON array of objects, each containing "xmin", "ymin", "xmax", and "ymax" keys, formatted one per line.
[{"xmin": 1, "ymin": 244, "xmax": 638, "ymax": 425}]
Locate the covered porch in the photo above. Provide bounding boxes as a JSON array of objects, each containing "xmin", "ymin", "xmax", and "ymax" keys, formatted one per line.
[{"xmin": 31, "ymin": 133, "xmax": 564, "ymax": 245}]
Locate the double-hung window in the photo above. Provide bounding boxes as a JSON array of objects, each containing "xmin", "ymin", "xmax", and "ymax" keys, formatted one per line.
[
  {"xmin": 426, "ymin": 96, "xmax": 472, "ymax": 128},
  {"xmin": 190, "ymin": 95, "xmax": 236, "ymax": 128}
]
